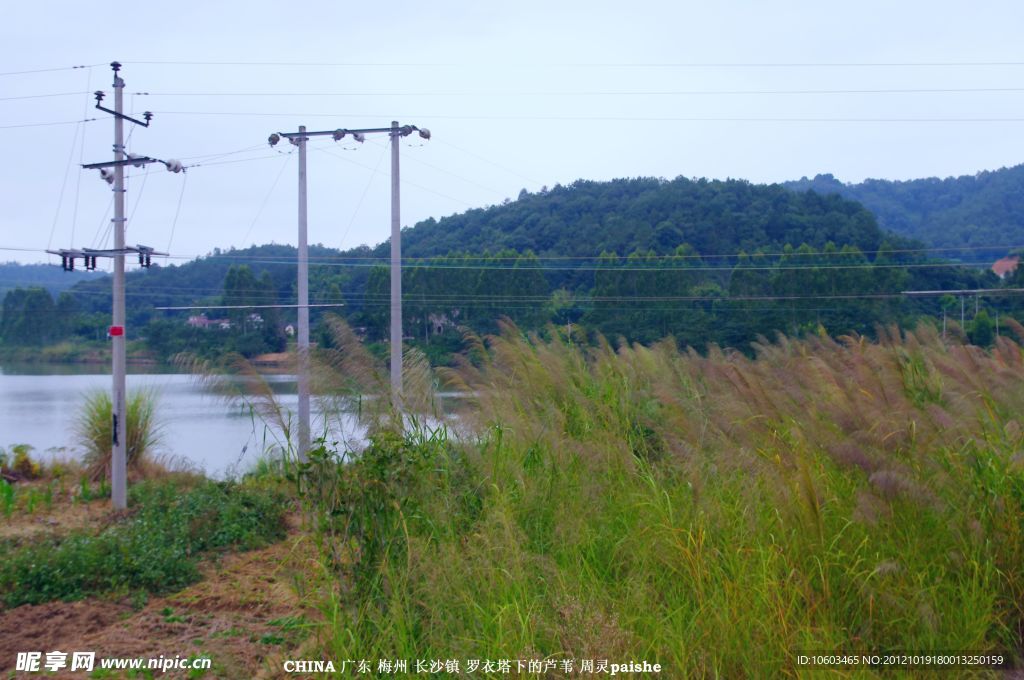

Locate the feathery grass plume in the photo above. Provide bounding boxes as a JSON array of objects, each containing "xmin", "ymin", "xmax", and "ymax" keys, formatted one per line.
[
  {"xmin": 75, "ymin": 389, "xmax": 162, "ymax": 481},
  {"xmin": 178, "ymin": 350, "xmax": 297, "ymax": 457}
]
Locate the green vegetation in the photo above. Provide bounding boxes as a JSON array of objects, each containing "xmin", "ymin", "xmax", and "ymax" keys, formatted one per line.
[
  {"xmin": 0, "ymin": 478, "xmax": 288, "ymax": 607},
  {"xmin": 76, "ymin": 389, "xmax": 163, "ymax": 480},
  {"xmin": 0, "ymin": 261, "xmax": 103, "ymax": 299},
  {"xmin": 297, "ymin": 322, "xmax": 1024, "ymax": 675},
  {"xmin": 6, "ymin": 174, "xmax": 1019, "ymax": 363},
  {"xmin": 786, "ymin": 165, "xmax": 1024, "ymax": 257}
]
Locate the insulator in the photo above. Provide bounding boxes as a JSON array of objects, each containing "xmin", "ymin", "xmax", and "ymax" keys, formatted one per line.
[
  {"xmin": 138, "ymin": 252, "xmax": 145, "ymax": 266},
  {"xmin": 145, "ymin": 254, "xmax": 151, "ymax": 267},
  {"xmin": 68, "ymin": 257, "xmax": 74, "ymax": 271}
]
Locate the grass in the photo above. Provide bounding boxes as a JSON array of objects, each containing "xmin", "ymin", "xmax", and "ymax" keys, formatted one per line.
[
  {"xmin": 75, "ymin": 389, "xmax": 163, "ymax": 481},
  {"xmin": 0, "ymin": 477, "xmax": 289, "ymax": 607},
  {"xmin": 295, "ymin": 320, "xmax": 1024, "ymax": 676}
]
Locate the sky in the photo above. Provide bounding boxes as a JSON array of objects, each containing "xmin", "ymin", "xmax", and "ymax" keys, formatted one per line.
[{"xmin": 3, "ymin": 1, "xmax": 1024, "ymax": 266}]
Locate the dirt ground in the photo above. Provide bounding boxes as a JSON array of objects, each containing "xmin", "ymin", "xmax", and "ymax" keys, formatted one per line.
[
  {"xmin": 0, "ymin": 496, "xmax": 113, "ymax": 541},
  {"xmin": 1, "ymin": 513, "xmax": 321, "ymax": 679}
]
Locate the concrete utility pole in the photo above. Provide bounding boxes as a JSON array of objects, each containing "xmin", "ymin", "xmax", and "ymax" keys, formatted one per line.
[
  {"xmin": 269, "ymin": 123, "xmax": 430, "ymax": 413},
  {"xmin": 49, "ymin": 62, "xmax": 180, "ymax": 510},
  {"xmin": 295, "ymin": 127, "xmax": 310, "ymax": 461},
  {"xmin": 110, "ymin": 66, "xmax": 128, "ymax": 509},
  {"xmin": 389, "ymin": 121, "xmax": 402, "ymax": 405}
]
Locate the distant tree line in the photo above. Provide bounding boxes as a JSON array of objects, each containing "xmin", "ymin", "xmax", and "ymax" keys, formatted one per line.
[{"xmin": 4, "ymin": 174, "xmax": 1020, "ymax": 360}]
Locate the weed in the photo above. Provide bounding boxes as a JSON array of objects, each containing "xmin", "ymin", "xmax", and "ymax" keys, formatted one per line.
[
  {"xmin": 258, "ymin": 634, "xmax": 285, "ymax": 645},
  {"xmin": 0, "ymin": 479, "xmax": 13, "ymax": 518},
  {"xmin": 10, "ymin": 444, "xmax": 40, "ymax": 479},
  {"xmin": 23, "ymin": 488, "xmax": 38, "ymax": 514}
]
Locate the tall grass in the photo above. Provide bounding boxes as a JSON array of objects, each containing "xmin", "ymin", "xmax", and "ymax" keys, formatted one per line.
[
  {"xmin": 301, "ymin": 321, "xmax": 1024, "ymax": 676},
  {"xmin": 176, "ymin": 314, "xmax": 441, "ymax": 469},
  {"xmin": 75, "ymin": 389, "xmax": 163, "ymax": 480}
]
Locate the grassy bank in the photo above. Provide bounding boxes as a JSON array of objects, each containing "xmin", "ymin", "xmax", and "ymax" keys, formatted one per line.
[
  {"xmin": 303, "ymin": 322, "xmax": 1024, "ymax": 676},
  {"xmin": 0, "ymin": 340, "xmax": 158, "ymax": 365}
]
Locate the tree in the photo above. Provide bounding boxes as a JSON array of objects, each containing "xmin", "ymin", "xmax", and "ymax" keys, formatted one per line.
[
  {"xmin": 1, "ymin": 287, "xmax": 59, "ymax": 345},
  {"xmin": 969, "ymin": 309, "xmax": 995, "ymax": 347}
]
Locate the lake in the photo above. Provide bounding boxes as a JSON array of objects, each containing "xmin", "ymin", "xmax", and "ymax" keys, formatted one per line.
[{"xmin": 0, "ymin": 363, "xmax": 367, "ymax": 478}]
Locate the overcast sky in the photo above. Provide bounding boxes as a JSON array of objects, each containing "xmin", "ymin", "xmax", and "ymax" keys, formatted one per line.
[{"xmin": 3, "ymin": 1, "xmax": 1024, "ymax": 266}]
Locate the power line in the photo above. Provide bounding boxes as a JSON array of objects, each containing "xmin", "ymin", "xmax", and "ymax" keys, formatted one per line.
[
  {"xmin": 123, "ymin": 60, "xmax": 1024, "ymax": 68},
  {"xmin": 356, "ymin": 137, "xmax": 508, "ymax": 199},
  {"xmin": 2, "ymin": 243, "xmax": 1019, "ymax": 266},
  {"xmin": 133, "ymin": 86, "xmax": 1024, "ymax": 98},
  {"xmin": 177, "ymin": 143, "xmax": 267, "ymax": 162},
  {"xmin": 436, "ymin": 139, "xmax": 543, "ymax": 187},
  {"xmin": 165, "ymin": 172, "xmax": 188, "ymax": 254},
  {"xmin": 36, "ymin": 286, "xmax": 1024, "ymax": 305},
  {"xmin": 0, "ymin": 252, "xmax": 1000, "ymax": 273},
  {"xmin": 312, "ymin": 144, "xmax": 473, "ymax": 207},
  {"xmin": 0, "ymin": 64, "xmax": 99, "ymax": 77},
  {"xmin": 238, "ymin": 152, "xmax": 293, "ymax": 247},
  {"xmin": 5, "ymin": 255, "xmax": 1012, "ymax": 273},
  {"xmin": 71, "ymin": 69, "xmax": 93, "ymax": 249},
  {"xmin": 47, "ymin": 121, "xmax": 83, "ymax": 250},
  {"xmin": 152, "ymin": 110, "xmax": 1024, "ymax": 124},
  {"xmin": 155, "ymin": 303, "xmax": 345, "ymax": 310},
  {"xmin": 0, "ymin": 118, "xmax": 98, "ymax": 130},
  {"xmin": 0, "ymin": 91, "xmax": 89, "ymax": 101},
  {"xmin": 338, "ymin": 142, "xmax": 388, "ymax": 251}
]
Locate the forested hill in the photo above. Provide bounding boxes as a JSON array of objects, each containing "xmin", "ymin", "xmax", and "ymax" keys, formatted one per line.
[
  {"xmin": 64, "ymin": 177, "xmax": 901, "ymax": 322},
  {"xmin": 7, "ymin": 174, "xmax": 1007, "ymax": 355},
  {"xmin": 784, "ymin": 165, "xmax": 1024, "ymax": 258},
  {"xmin": 384, "ymin": 176, "xmax": 896, "ymax": 260},
  {"xmin": 0, "ymin": 262, "xmax": 103, "ymax": 298}
]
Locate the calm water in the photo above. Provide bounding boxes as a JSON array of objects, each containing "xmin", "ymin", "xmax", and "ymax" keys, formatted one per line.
[{"xmin": 0, "ymin": 363, "xmax": 366, "ymax": 478}]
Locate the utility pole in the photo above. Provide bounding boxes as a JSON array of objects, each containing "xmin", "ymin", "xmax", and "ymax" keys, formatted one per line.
[
  {"xmin": 390, "ymin": 122, "xmax": 402, "ymax": 406},
  {"xmin": 295, "ymin": 127, "xmax": 310, "ymax": 461},
  {"xmin": 110, "ymin": 65, "xmax": 128, "ymax": 510},
  {"xmin": 49, "ymin": 62, "xmax": 180, "ymax": 510},
  {"xmin": 269, "ymin": 123, "xmax": 430, "ymax": 413}
]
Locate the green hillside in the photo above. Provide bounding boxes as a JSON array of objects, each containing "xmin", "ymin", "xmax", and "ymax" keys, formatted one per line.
[
  {"xmin": 0, "ymin": 262, "xmax": 103, "ymax": 299},
  {"xmin": 4, "ymin": 175, "xmax": 1005, "ymax": 359},
  {"xmin": 785, "ymin": 165, "xmax": 1024, "ymax": 259},
  {"xmin": 390, "ymin": 176, "xmax": 891, "ymax": 261}
]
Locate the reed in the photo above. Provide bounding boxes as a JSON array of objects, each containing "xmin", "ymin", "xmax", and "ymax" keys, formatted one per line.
[{"xmin": 304, "ymin": 321, "xmax": 1024, "ymax": 676}]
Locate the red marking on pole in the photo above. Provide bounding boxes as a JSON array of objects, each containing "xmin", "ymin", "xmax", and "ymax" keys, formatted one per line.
[{"xmin": 109, "ymin": 325, "xmax": 124, "ymax": 337}]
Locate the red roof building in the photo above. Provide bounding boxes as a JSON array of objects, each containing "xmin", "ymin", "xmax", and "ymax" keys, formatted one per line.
[{"xmin": 992, "ymin": 256, "xmax": 1020, "ymax": 280}]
